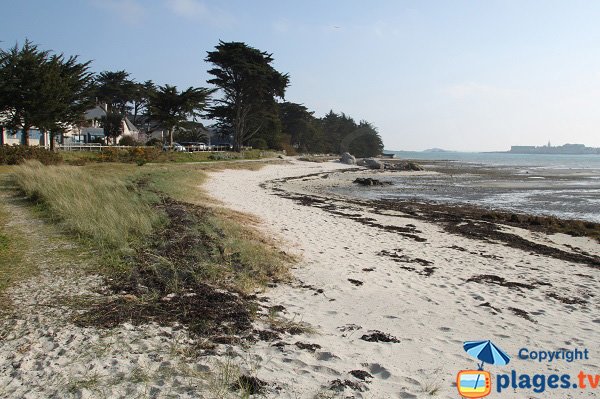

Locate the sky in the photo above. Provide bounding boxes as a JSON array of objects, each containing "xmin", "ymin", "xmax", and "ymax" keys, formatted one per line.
[{"xmin": 2, "ymin": 0, "xmax": 600, "ymax": 151}]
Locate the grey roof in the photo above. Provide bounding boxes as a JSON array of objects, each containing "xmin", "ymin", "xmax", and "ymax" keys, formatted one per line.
[
  {"xmin": 84, "ymin": 105, "xmax": 107, "ymax": 120},
  {"xmin": 124, "ymin": 117, "xmax": 139, "ymax": 132}
]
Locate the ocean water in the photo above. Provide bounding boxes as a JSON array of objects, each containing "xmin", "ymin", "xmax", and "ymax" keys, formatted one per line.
[
  {"xmin": 386, "ymin": 151, "xmax": 600, "ymax": 170},
  {"xmin": 344, "ymin": 151, "xmax": 600, "ymax": 222}
]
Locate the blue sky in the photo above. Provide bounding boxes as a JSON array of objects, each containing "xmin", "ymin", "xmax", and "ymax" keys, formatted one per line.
[{"xmin": 2, "ymin": 0, "xmax": 600, "ymax": 151}]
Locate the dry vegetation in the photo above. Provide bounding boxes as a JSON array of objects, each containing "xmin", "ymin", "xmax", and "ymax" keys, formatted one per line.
[
  {"xmin": 13, "ymin": 161, "xmax": 158, "ymax": 249},
  {"xmin": 9, "ymin": 159, "xmax": 293, "ymax": 340}
]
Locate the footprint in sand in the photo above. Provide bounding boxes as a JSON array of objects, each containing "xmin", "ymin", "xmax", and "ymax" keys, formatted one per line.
[
  {"xmin": 311, "ymin": 365, "xmax": 342, "ymax": 376},
  {"xmin": 364, "ymin": 363, "xmax": 392, "ymax": 379},
  {"xmin": 398, "ymin": 391, "xmax": 418, "ymax": 398}
]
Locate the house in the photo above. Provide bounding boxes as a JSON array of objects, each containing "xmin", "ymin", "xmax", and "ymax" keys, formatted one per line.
[
  {"xmin": 1, "ymin": 105, "xmax": 140, "ymax": 146},
  {"xmin": 127, "ymin": 114, "xmax": 165, "ymax": 143},
  {"xmin": 61, "ymin": 105, "xmax": 139, "ymax": 144},
  {"xmin": 131, "ymin": 116, "xmax": 228, "ymax": 146},
  {"xmin": 1, "ymin": 127, "xmax": 51, "ymax": 147}
]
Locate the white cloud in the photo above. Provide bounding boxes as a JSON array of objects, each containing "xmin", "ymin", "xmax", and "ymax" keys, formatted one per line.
[{"xmin": 164, "ymin": 0, "xmax": 234, "ymax": 27}]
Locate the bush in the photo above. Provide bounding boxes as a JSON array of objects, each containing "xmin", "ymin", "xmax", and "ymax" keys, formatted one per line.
[
  {"xmin": 208, "ymin": 152, "xmax": 239, "ymax": 161},
  {"xmin": 281, "ymin": 143, "xmax": 297, "ymax": 156},
  {"xmin": 98, "ymin": 147, "xmax": 161, "ymax": 164},
  {"xmin": 0, "ymin": 145, "xmax": 62, "ymax": 165},
  {"xmin": 118, "ymin": 136, "xmax": 138, "ymax": 146},
  {"xmin": 249, "ymin": 138, "xmax": 269, "ymax": 150},
  {"xmin": 146, "ymin": 138, "xmax": 163, "ymax": 147}
]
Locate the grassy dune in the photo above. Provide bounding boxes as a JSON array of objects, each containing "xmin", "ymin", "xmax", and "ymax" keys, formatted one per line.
[
  {"xmin": 12, "ymin": 161, "xmax": 158, "ymax": 249},
  {"xmin": 11, "ymin": 160, "xmax": 290, "ymax": 295}
]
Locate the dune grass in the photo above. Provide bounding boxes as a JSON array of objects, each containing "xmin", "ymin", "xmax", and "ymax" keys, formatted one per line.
[
  {"xmin": 12, "ymin": 161, "xmax": 159, "ymax": 250},
  {"xmin": 131, "ymin": 162, "xmax": 291, "ymax": 293},
  {"xmin": 10, "ymin": 160, "xmax": 291, "ymax": 296},
  {"xmin": 60, "ymin": 148, "xmax": 279, "ymax": 165}
]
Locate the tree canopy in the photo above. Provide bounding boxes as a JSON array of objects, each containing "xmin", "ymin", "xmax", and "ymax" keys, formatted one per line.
[
  {"xmin": 0, "ymin": 40, "xmax": 93, "ymax": 146},
  {"xmin": 148, "ymin": 85, "xmax": 213, "ymax": 145},
  {"xmin": 1, "ymin": 39, "xmax": 385, "ymax": 154},
  {"xmin": 206, "ymin": 41, "xmax": 289, "ymax": 151},
  {"xmin": 92, "ymin": 70, "xmax": 136, "ymax": 115}
]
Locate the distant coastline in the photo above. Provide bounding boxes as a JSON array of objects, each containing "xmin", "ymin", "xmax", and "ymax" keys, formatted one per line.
[
  {"xmin": 385, "ymin": 143, "xmax": 600, "ymax": 155},
  {"xmin": 508, "ymin": 143, "xmax": 600, "ymax": 155}
]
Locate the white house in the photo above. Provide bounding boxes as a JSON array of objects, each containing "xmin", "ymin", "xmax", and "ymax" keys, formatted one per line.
[
  {"xmin": 61, "ymin": 105, "xmax": 140, "ymax": 144},
  {"xmin": 1, "ymin": 105, "xmax": 140, "ymax": 147}
]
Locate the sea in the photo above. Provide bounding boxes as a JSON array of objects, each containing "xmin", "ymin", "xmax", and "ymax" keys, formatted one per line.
[{"xmin": 343, "ymin": 151, "xmax": 600, "ymax": 223}]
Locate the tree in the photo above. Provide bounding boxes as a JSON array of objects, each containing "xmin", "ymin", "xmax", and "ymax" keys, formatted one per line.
[
  {"xmin": 279, "ymin": 102, "xmax": 323, "ymax": 153},
  {"xmin": 343, "ymin": 120, "xmax": 384, "ymax": 157},
  {"xmin": 0, "ymin": 40, "xmax": 51, "ymax": 145},
  {"xmin": 205, "ymin": 41, "xmax": 289, "ymax": 151},
  {"xmin": 318, "ymin": 111, "xmax": 384, "ymax": 157},
  {"xmin": 0, "ymin": 40, "xmax": 94, "ymax": 147},
  {"xmin": 173, "ymin": 120, "xmax": 209, "ymax": 143},
  {"xmin": 93, "ymin": 70, "xmax": 136, "ymax": 114},
  {"xmin": 148, "ymin": 85, "xmax": 212, "ymax": 146},
  {"xmin": 319, "ymin": 111, "xmax": 356, "ymax": 154},
  {"xmin": 40, "ymin": 54, "xmax": 94, "ymax": 149},
  {"xmin": 131, "ymin": 80, "xmax": 156, "ymax": 125},
  {"xmin": 100, "ymin": 112, "xmax": 124, "ymax": 144}
]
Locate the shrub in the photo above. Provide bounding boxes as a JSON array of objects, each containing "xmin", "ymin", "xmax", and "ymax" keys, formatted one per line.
[
  {"xmin": 0, "ymin": 145, "xmax": 62, "ymax": 165},
  {"xmin": 209, "ymin": 152, "xmax": 239, "ymax": 161},
  {"xmin": 97, "ymin": 147, "xmax": 161, "ymax": 164},
  {"xmin": 129, "ymin": 147, "xmax": 161, "ymax": 165},
  {"xmin": 146, "ymin": 138, "xmax": 163, "ymax": 147},
  {"xmin": 118, "ymin": 136, "xmax": 138, "ymax": 146},
  {"xmin": 281, "ymin": 143, "xmax": 297, "ymax": 156},
  {"xmin": 249, "ymin": 138, "xmax": 268, "ymax": 150}
]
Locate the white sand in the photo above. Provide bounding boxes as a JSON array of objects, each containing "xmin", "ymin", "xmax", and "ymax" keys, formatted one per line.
[
  {"xmin": 205, "ymin": 159, "xmax": 600, "ymax": 398},
  {"xmin": 1, "ymin": 159, "xmax": 597, "ymax": 398}
]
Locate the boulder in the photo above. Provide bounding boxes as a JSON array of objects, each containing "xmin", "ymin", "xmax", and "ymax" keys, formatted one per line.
[
  {"xmin": 384, "ymin": 161, "xmax": 424, "ymax": 171},
  {"xmin": 353, "ymin": 177, "xmax": 392, "ymax": 186},
  {"xmin": 363, "ymin": 158, "xmax": 384, "ymax": 170},
  {"xmin": 340, "ymin": 152, "xmax": 356, "ymax": 165}
]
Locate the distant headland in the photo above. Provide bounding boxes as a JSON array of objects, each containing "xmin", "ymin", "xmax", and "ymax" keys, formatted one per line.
[{"xmin": 509, "ymin": 143, "xmax": 600, "ymax": 155}]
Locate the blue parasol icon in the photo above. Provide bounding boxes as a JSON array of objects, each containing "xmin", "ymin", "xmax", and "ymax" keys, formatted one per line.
[
  {"xmin": 461, "ymin": 340, "xmax": 510, "ymax": 398},
  {"xmin": 463, "ymin": 340, "xmax": 511, "ymax": 370}
]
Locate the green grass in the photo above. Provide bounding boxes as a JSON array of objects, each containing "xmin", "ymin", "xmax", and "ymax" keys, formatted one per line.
[
  {"xmin": 12, "ymin": 161, "xmax": 160, "ymax": 250},
  {"xmin": 0, "ymin": 204, "xmax": 28, "ymax": 302},
  {"xmin": 10, "ymin": 160, "xmax": 291, "ymax": 296},
  {"xmin": 141, "ymin": 162, "xmax": 291, "ymax": 292},
  {"xmin": 60, "ymin": 148, "xmax": 279, "ymax": 165}
]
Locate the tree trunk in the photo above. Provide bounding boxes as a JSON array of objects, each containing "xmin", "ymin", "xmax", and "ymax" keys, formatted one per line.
[
  {"xmin": 50, "ymin": 132, "xmax": 55, "ymax": 151},
  {"xmin": 21, "ymin": 126, "xmax": 30, "ymax": 146},
  {"xmin": 169, "ymin": 128, "xmax": 174, "ymax": 146}
]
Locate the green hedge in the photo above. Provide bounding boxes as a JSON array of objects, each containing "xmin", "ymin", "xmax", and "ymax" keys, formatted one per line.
[{"xmin": 0, "ymin": 145, "xmax": 62, "ymax": 165}]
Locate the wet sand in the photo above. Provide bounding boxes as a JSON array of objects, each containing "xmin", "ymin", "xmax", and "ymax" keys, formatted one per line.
[{"xmin": 326, "ymin": 160, "xmax": 600, "ymax": 223}]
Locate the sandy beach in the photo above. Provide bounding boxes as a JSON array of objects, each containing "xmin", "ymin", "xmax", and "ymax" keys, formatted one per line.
[
  {"xmin": 204, "ymin": 158, "xmax": 599, "ymax": 398},
  {"xmin": 0, "ymin": 158, "xmax": 598, "ymax": 398},
  {"xmin": 4, "ymin": 3, "xmax": 600, "ymax": 397}
]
